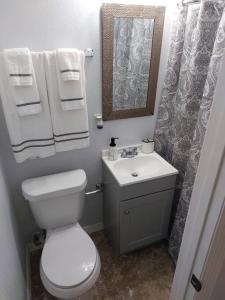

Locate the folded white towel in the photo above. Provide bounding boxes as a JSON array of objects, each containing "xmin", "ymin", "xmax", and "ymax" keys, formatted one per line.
[
  {"xmin": 56, "ymin": 48, "xmax": 80, "ymax": 81},
  {"xmin": 45, "ymin": 51, "xmax": 89, "ymax": 152},
  {"xmin": 10, "ymin": 84, "xmax": 42, "ymax": 117},
  {"xmin": 3, "ymin": 48, "xmax": 33, "ymax": 86},
  {"xmin": 56, "ymin": 50, "xmax": 85, "ymax": 111},
  {"xmin": 0, "ymin": 52, "xmax": 55, "ymax": 163},
  {"xmin": 3, "ymin": 48, "xmax": 41, "ymax": 116}
]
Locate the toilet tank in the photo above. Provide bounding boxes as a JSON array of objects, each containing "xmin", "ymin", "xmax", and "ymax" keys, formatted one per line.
[{"xmin": 22, "ymin": 169, "xmax": 87, "ymax": 229}]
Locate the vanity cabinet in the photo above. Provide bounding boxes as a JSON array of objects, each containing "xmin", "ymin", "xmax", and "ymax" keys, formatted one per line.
[{"xmin": 103, "ymin": 163, "xmax": 176, "ymax": 255}]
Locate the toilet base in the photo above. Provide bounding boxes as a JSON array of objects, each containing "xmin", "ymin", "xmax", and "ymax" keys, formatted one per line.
[
  {"xmin": 58, "ymin": 289, "xmax": 92, "ymax": 300},
  {"xmin": 57, "ymin": 288, "xmax": 92, "ymax": 300}
]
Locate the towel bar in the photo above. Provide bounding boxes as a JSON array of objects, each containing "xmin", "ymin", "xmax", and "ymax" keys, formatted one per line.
[{"xmin": 84, "ymin": 48, "xmax": 94, "ymax": 57}]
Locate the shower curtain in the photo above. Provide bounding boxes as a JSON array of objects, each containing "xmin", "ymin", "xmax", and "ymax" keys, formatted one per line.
[{"xmin": 154, "ymin": 0, "xmax": 225, "ymax": 263}]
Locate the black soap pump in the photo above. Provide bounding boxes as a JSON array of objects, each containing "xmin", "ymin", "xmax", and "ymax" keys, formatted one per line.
[{"xmin": 108, "ymin": 137, "xmax": 119, "ymax": 161}]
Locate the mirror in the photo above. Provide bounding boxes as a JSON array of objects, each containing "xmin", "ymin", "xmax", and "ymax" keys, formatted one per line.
[{"xmin": 101, "ymin": 4, "xmax": 165, "ymax": 120}]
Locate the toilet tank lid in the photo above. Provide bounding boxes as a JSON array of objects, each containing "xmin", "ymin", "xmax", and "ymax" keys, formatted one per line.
[{"xmin": 22, "ymin": 169, "xmax": 87, "ymax": 201}]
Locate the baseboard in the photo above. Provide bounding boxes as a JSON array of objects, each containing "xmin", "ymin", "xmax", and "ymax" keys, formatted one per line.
[
  {"xmin": 26, "ymin": 246, "xmax": 31, "ymax": 300},
  {"xmin": 84, "ymin": 222, "xmax": 104, "ymax": 234}
]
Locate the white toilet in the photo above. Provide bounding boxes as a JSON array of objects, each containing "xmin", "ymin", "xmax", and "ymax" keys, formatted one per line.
[{"xmin": 22, "ymin": 169, "xmax": 101, "ymax": 299}]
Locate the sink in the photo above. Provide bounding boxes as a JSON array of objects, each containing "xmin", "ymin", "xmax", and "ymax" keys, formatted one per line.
[
  {"xmin": 102, "ymin": 147, "xmax": 178, "ymax": 186},
  {"xmin": 114, "ymin": 156, "xmax": 165, "ymax": 177}
]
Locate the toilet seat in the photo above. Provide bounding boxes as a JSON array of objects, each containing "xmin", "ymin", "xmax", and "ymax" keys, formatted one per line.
[
  {"xmin": 40, "ymin": 251, "xmax": 101, "ymax": 299},
  {"xmin": 40, "ymin": 223, "xmax": 100, "ymax": 298}
]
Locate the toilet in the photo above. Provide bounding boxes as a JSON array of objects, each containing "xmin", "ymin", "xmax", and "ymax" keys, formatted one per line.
[{"xmin": 22, "ymin": 169, "xmax": 101, "ymax": 299}]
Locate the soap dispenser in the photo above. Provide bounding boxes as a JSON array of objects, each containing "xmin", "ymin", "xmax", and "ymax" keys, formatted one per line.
[{"xmin": 108, "ymin": 137, "xmax": 118, "ymax": 161}]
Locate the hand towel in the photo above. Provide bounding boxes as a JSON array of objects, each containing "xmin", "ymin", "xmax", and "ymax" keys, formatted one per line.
[
  {"xmin": 0, "ymin": 52, "xmax": 55, "ymax": 163},
  {"xmin": 56, "ymin": 48, "xmax": 80, "ymax": 81},
  {"xmin": 3, "ymin": 48, "xmax": 33, "ymax": 86},
  {"xmin": 44, "ymin": 51, "xmax": 89, "ymax": 152},
  {"xmin": 56, "ymin": 50, "xmax": 85, "ymax": 111},
  {"xmin": 3, "ymin": 48, "xmax": 41, "ymax": 116}
]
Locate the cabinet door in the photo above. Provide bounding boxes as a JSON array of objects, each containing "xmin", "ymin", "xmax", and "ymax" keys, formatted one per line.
[{"xmin": 120, "ymin": 189, "xmax": 174, "ymax": 254}]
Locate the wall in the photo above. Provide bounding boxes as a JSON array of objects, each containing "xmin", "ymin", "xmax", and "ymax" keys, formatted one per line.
[
  {"xmin": 0, "ymin": 156, "xmax": 26, "ymax": 299},
  {"xmin": 0, "ymin": 0, "xmax": 174, "ymax": 241}
]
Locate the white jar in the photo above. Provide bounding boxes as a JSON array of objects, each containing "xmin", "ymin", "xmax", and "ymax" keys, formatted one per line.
[{"xmin": 141, "ymin": 138, "xmax": 154, "ymax": 154}]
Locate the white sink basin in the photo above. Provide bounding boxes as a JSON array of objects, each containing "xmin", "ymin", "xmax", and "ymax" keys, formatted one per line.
[{"xmin": 102, "ymin": 148, "xmax": 178, "ymax": 186}]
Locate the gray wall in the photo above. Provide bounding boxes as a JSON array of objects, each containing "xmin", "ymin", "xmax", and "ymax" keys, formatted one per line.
[
  {"xmin": 0, "ymin": 155, "xmax": 26, "ymax": 299},
  {"xmin": 0, "ymin": 0, "xmax": 173, "ymax": 241}
]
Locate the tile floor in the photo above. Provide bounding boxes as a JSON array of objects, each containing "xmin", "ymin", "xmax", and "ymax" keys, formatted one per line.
[{"xmin": 30, "ymin": 231, "xmax": 174, "ymax": 300}]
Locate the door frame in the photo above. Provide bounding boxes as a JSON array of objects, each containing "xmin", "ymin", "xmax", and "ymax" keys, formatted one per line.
[{"xmin": 170, "ymin": 53, "xmax": 225, "ymax": 300}]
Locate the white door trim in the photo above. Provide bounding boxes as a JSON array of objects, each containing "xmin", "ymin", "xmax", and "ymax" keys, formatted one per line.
[{"xmin": 170, "ymin": 53, "xmax": 225, "ymax": 300}]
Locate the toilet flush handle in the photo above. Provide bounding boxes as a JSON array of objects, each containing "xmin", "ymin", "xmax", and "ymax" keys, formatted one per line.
[{"xmin": 85, "ymin": 183, "xmax": 103, "ymax": 195}]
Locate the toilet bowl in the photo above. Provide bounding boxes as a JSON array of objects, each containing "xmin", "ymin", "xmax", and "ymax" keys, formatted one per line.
[
  {"xmin": 40, "ymin": 223, "xmax": 101, "ymax": 299},
  {"xmin": 22, "ymin": 169, "xmax": 101, "ymax": 299}
]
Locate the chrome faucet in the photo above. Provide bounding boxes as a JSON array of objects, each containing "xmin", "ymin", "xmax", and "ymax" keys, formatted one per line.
[{"xmin": 120, "ymin": 147, "xmax": 138, "ymax": 158}]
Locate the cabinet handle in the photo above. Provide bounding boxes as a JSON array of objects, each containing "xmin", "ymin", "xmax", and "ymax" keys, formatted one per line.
[{"xmin": 124, "ymin": 210, "xmax": 130, "ymax": 215}]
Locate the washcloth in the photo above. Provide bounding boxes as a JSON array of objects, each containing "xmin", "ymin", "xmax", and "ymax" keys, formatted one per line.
[
  {"xmin": 56, "ymin": 49, "xmax": 85, "ymax": 110},
  {"xmin": 3, "ymin": 48, "xmax": 33, "ymax": 86},
  {"xmin": 56, "ymin": 48, "xmax": 80, "ymax": 81}
]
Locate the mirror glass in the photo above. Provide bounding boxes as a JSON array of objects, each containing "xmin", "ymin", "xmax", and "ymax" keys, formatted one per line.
[{"xmin": 113, "ymin": 17, "xmax": 154, "ymax": 111}]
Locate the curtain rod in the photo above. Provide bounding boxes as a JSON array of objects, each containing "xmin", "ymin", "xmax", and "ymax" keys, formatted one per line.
[{"xmin": 182, "ymin": 0, "xmax": 200, "ymax": 5}]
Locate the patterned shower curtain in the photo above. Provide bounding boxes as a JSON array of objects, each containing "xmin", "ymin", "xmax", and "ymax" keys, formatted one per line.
[{"xmin": 154, "ymin": 0, "xmax": 225, "ymax": 263}]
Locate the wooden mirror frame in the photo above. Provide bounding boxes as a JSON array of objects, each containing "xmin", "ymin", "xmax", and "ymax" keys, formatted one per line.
[{"xmin": 101, "ymin": 3, "xmax": 165, "ymax": 121}]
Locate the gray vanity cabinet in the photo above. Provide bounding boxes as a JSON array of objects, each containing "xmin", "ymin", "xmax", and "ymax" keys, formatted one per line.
[
  {"xmin": 120, "ymin": 190, "xmax": 174, "ymax": 253},
  {"xmin": 103, "ymin": 163, "xmax": 176, "ymax": 255}
]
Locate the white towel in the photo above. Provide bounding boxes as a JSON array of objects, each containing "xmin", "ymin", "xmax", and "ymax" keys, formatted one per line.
[
  {"xmin": 3, "ymin": 48, "xmax": 41, "ymax": 116},
  {"xmin": 44, "ymin": 51, "xmax": 89, "ymax": 152},
  {"xmin": 56, "ymin": 48, "xmax": 80, "ymax": 81},
  {"xmin": 0, "ymin": 52, "xmax": 55, "ymax": 163},
  {"xmin": 3, "ymin": 48, "xmax": 33, "ymax": 86},
  {"xmin": 56, "ymin": 50, "xmax": 85, "ymax": 111}
]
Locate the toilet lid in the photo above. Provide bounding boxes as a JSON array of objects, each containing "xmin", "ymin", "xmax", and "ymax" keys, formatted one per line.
[{"xmin": 41, "ymin": 224, "xmax": 97, "ymax": 288}]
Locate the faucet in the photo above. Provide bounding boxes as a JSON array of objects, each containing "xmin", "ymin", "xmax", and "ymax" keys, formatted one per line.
[{"xmin": 120, "ymin": 147, "xmax": 138, "ymax": 158}]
